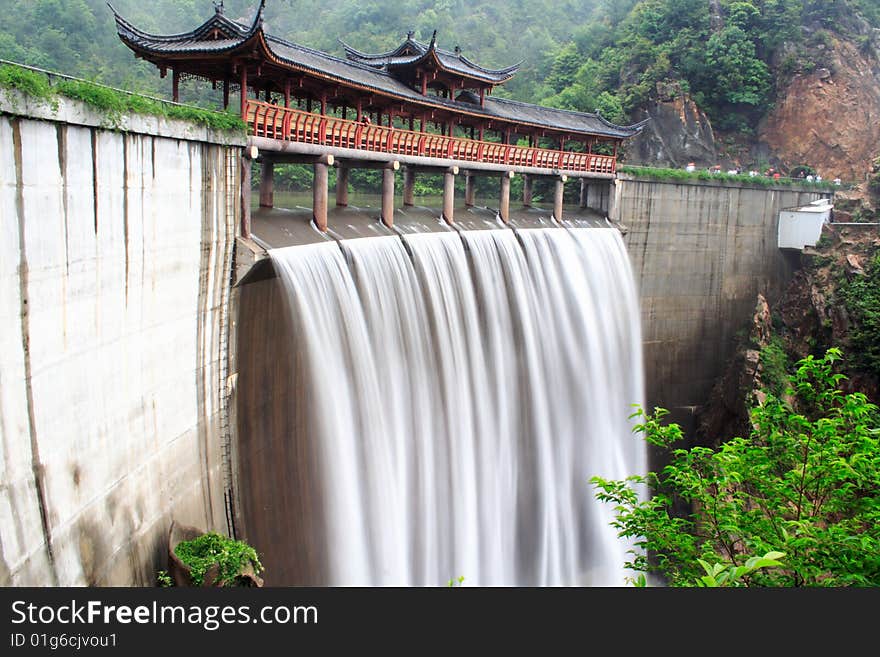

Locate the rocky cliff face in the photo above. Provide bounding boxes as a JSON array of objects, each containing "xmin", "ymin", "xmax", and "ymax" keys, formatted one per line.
[
  {"xmin": 759, "ymin": 35, "xmax": 880, "ymax": 181},
  {"xmin": 625, "ymin": 81, "xmax": 718, "ymax": 168},
  {"xmin": 624, "ymin": 30, "xmax": 880, "ymax": 181},
  {"xmin": 696, "ymin": 222, "xmax": 880, "ymax": 446}
]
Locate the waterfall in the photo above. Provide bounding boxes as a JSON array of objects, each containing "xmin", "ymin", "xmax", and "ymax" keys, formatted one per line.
[{"xmin": 267, "ymin": 226, "xmax": 644, "ymax": 586}]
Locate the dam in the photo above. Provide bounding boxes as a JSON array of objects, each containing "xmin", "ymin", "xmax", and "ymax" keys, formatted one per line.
[{"xmin": 0, "ymin": 2, "xmax": 831, "ymax": 586}]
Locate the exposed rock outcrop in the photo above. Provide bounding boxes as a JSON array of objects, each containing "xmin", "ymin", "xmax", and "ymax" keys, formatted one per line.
[
  {"xmin": 625, "ymin": 81, "xmax": 717, "ymax": 168},
  {"xmin": 696, "ymin": 222, "xmax": 880, "ymax": 445},
  {"xmin": 759, "ymin": 36, "xmax": 880, "ymax": 181},
  {"xmin": 696, "ymin": 295, "xmax": 773, "ymax": 446}
]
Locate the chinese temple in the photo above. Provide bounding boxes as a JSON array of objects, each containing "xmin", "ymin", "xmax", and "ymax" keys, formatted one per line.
[{"xmin": 111, "ymin": 1, "xmax": 645, "ymax": 231}]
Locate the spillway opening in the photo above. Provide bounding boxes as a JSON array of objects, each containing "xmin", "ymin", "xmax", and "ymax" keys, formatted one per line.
[{"xmin": 234, "ymin": 226, "xmax": 645, "ymax": 586}]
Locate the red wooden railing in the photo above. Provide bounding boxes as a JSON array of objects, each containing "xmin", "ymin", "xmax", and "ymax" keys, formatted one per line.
[{"xmin": 246, "ymin": 100, "xmax": 616, "ymax": 175}]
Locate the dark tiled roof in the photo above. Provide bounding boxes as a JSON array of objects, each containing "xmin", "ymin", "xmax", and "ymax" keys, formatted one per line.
[
  {"xmin": 110, "ymin": 4, "xmax": 644, "ymax": 139},
  {"xmin": 341, "ymin": 34, "xmax": 520, "ymax": 84}
]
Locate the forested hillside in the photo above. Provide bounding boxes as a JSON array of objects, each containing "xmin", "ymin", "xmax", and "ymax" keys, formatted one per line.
[{"xmin": 2, "ymin": 0, "xmax": 878, "ymax": 173}]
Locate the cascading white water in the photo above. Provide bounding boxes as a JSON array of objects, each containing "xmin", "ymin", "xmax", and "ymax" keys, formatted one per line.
[{"xmin": 268, "ymin": 226, "xmax": 644, "ymax": 586}]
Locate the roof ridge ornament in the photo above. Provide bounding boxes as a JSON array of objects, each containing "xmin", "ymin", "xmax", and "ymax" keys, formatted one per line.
[
  {"xmin": 428, "ymin": 30, "xmax": 437, "ymax": 51},
  {"xmin": 213, "ymin": 1, "xmax": 224, "ymax": 14}
]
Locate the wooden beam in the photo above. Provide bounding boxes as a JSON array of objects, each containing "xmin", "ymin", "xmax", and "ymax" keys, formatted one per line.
[
  {"xmin": 172, "ymin": 69, "xmax": 180, "ymax": 103},
  {"xmin": 239, "ymin": 65, "xmax": 247, "ymax": 117}
]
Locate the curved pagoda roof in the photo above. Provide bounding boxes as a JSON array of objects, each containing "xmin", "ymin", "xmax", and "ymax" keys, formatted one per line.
[
  {"xmin": 109, "ymin": 2, "xmax": 645, "ymax": 141},
  {"xmin": 340, "ymin": 31, "xmax": 521, "ymax": 85}
]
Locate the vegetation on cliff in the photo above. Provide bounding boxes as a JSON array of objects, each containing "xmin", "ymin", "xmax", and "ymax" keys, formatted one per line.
[{"xmin": 593, "ymin": 349, "xmax": 880, "ymax": 587}]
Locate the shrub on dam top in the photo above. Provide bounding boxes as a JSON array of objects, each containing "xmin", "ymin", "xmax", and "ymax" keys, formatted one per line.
[{"xmin": 0, "ymin": 63, "xmax": 245, "ymax": 133}]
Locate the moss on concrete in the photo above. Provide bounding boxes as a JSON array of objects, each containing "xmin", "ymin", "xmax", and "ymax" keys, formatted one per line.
[{"xmin": 0, "ymin": 63, "xmax": 245, "ymax": 134}]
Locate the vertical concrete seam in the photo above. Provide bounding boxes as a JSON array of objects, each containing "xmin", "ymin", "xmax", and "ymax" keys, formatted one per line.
[
  {"xmin": 122, "ymin": 134, "xmax": 130, "ymax": 306},
  {"xmin": 218, "ymin": 146, "xmax": 238, "ymax": 538},
  {"xmin": 91, "ymin": 128, "xmax": 98, "ymax": 234},
  {"xmin": 196, "ymin": 142, "xmax": 216, "ymax": 530},
  {"xmin": 12, "ymin": 118, "xmax": 60, "ymax": 586}
]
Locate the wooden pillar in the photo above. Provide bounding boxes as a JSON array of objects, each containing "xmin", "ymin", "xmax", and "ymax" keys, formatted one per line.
[
  {"xmin": 284, "ymin": 79, "xmax": 291, "ymax": 108},
  {"xmin": 239, "ymin": 66, "xmax": 248, "ymax": 117},
  {"xmin": 499, "ymin": 171, "xmax": 513, "ymax": 223},
  {"xmin": 265, "ymin": 88, "xmax": 271, "ymax": 103},
  {"xmin": 222, "ymin": 79, "xmax": 229, "ymax": 110},
  {"xmin": 336, "ymin": 166, "xmax": 349, "ymax": 207},
  {"xmin": 403, "ymin": 168, "xmax": 415, "ymax": 206},
  {"xmin": 553, "ymin": 175, "xmax": 567, "ymax": 221},
  {"xmin": 381, "ymin": 163, "xmax": 397, "ymax": 228},
  {"xmin": 356, "ymin": 99, "xmax": 363, "ymax": 122},
  {"xmin": 522, "ymin": 174, "xmax": 532, "ymax": 207},
  {"xmin": 442, "ymin": 167, "xmax": 457, "ymax": 224},
  {"xmin": 259, "ymin": 159, "xmax": 274, "ymax": 208},
  {"xmin": 464, "ymin": 173, "xmax": 475, "ymax": 207},
  {"xmin": 320, "ymin": 93, "xmax": 327, "ymax": 115},
  {"xmin": 172, "ymin": 69, "xmax": 180, "ymax": 103},
  {"xmin": 313, "ymin": 157, "xmax": 332, "ymax": 232},
  {"xmin": 240, "ymin": 153, "xmax": 252, "ymax": 238},
  {"xmin": 579, "ymin": 178, "xmax": 588, "ymax": 208}
]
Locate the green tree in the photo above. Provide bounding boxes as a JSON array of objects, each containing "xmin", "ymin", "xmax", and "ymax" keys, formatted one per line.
[{"xmin": 592, "ymin": 348, "xmax": 880, "ymax": 587}]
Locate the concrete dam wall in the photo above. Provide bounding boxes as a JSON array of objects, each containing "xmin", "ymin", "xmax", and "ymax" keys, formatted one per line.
[
  {"xmin": 616, "ymin": 174, "xmax": 828, "ymax": 433},
  {"xmin": 0, "ymin": 87, "xmax": 831, "ymax": 585},
  {"xmin": 0, "ymin": 91, "xmax": 244, "ymax": 585}
]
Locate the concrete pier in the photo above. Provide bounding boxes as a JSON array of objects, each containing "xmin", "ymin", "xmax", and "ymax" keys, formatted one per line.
[
  {"xmin": 336, "ymin": 166, "xmax": 349, "ymax": 207},
  {"xmin": 443, "ymin": 168, "xmax": 456, "ymax": 224},
  {"xmin": 259, "ymin": 159, "xmax": 274, "ymax": 208},
  {"xmin": 313, "ymin": 160, "xmax": 329, "ymax": 231},
  {"xmin": 499, "ymin": 171, "xmax": 513, "ymax": 223},
  {"xmin": 553, "ymin": 175, "xmax": 566, "ymax": 221}
]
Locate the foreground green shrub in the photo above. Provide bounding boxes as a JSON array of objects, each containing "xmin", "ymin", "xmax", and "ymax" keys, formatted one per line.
[
  {"xmin": 593, "ymin": 348, "xmax": 880, "ymax": 586},
  {"xmin": 174, "ymin": 532, "xmax": 264, "ymax": 587}
]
